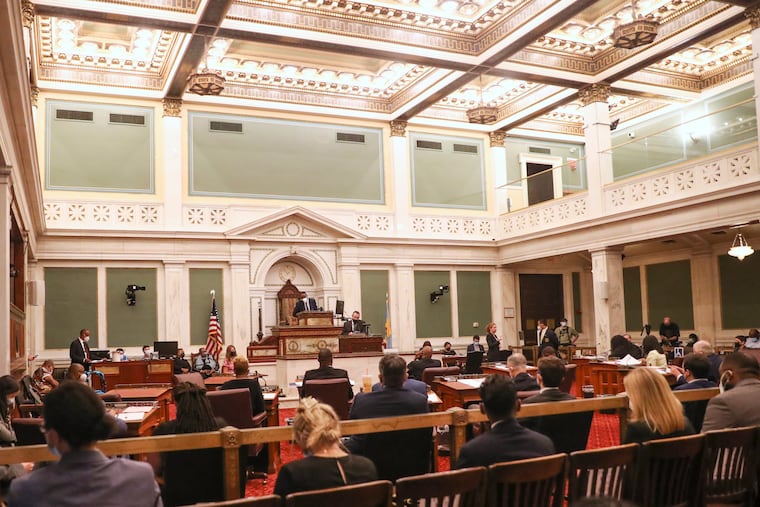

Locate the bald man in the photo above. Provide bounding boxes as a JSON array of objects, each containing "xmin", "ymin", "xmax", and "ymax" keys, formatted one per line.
[
  {"xmin": 302, "ymin": 348, "xmax": 353, "ymax": 399},
  {"xmin": 406, "ymin": 345, "xmax": 441, "ymax": 381}
]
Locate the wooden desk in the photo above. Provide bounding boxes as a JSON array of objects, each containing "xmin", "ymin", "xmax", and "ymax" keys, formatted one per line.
[
  {"xmin": 94, "ymin": 360, "xmax": 174, "ymax": 389},
  {"xmin": 480, "ymin": 364, "xmax": 537, "ymax": 376},
  {"xmin": 106, "ymin": 387, "xmax": 172, "ymax": 422},
  {"xmin": 109, "ymin": 404, "xmax": 162, "ymax": 437},
  {"xmin": 433, "ymin": 379, "xmax": 484, "ymax": 411},
  {"xmin": 442, "ymin": 355, "xmax": 466, "ymax": 368},
  {"xmin": 338, "ymin": 335, "xmax": 384, "ymax": 353}
]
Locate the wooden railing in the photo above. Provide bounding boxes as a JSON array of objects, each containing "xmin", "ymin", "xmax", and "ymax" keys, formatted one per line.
[{"xmin": 0, "ymin": 388, "xmax": 719, "ymax": 500}]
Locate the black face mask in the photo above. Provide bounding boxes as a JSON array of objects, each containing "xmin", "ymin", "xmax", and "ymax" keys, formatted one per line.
[{"xmin": 230, "ymin": 351, "xmax": 236, "ymax": 357}]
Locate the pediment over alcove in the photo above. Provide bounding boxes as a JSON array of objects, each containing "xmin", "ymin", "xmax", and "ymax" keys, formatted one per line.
[{"xmin": 225, "ymin": 206, "xmax": 366, "ymax": 241}]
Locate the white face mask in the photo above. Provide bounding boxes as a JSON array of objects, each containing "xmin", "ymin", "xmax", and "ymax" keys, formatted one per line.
[
  {"xmin": 719, "ymin": 371, "xmax": 733, "ymax": 394},
  {"xmin": 79, "ymin": 373, "xmax": 88, "ymax": 383},
  {"xmin": 560, "ymin": 322, "xmax": 567, "ymax": 327},
  {"xmin": 83, "ymin": 336, "xmax": 90, "ymax": 342},
  {"xmin": 6, "ymin": 398, "xmax": 15, "ymax": 407}
]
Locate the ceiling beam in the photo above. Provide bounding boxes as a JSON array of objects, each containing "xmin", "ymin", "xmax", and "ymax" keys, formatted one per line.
[
  {"xmin": 33, "ymin": 3, "xmax": 194, "ymax": 32},
  {"xmin": 164, "ymin": 0, "xmax": 236, "ymax": 99}
]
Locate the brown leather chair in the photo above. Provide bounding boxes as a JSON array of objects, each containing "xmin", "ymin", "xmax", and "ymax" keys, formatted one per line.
[
  {"xmin": 301, "ymin": 378, "xmax": 351, "ymax": 420},
  {"xmin": 702, "ymin": 426, "xmax": 757, "ymax": 506},
  {"xmin": 559, "ymin": 363, "xmax": 576, "ymax": 393},
  {"xmin": 11, "ymin": 418, "xmax": 46, "ymax": 446},
  {"xmin": 487, "ymin": 453, "xmax": 567, "ymax": 507},
  {"xmin": 568, "ymin": 443, "xmax": 638, "ymax": 502},
  {"xmin": 421, "ymin": 366, "xmax": 460, "ymax": 386},
  {"xmin": 634, "ymin": 434, "xmax": 705, "ymax": 507},
  {"xmin": 284, "ymin": 480, "xmax": 392, "ymax": 507},
  {"xmin": 173, "ymin": 372, "xmax": 206, "ymax": 389},
  {"xmin": 396, "ymin": 466, "xmax": 486, "ymax": 507}
]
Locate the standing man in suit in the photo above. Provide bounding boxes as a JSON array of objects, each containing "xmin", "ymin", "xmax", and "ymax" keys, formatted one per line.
[
  {"xmin": 69, "ymin": 329, "xmax": 92, "ymax": 371},
  {"xmin": 342, "ymin": 311, "xmax": 366, "ymax": 335},
  {"xmin": 456, "ymin": 374, "xmax": 554, "ymax": 468},
  {"xmin": 467, "ymin": 335, "xmax": 485, "ymax": 354},
  {"xmin": 537, "ymin": 319, "xmax": 559, "ymax": 353},
  {"xmin": 7, "ymin": 382, "xmax": 163, "ymax": 507},
  {"xmin": 485, "ymin": 322, "xmax": 501, "ymax": 362},
  {"xmin": 406, "ymin": 345, "xmax": 441, "ymax": 381},
  {"xmin": 292, "ymin": 291, "xmax": 319, "ymax": 317},
  {"xmin": 701, "ymin": 352, "xmax": 760, "ymax": 432},
  {"xmin": 345, "ymin": 354, "xmax": 430, "ymax": 481},
  {"xmin": 302, "ymin": 348, "xmax": 353, "ymax": 399}
]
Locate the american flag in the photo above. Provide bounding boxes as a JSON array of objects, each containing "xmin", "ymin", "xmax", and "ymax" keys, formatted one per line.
[{"xmin": 205, "ymin": 298, "xmax": 223, "ymax": 361}]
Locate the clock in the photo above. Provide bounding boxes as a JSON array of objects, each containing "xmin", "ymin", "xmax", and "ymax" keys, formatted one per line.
[{"xmin": 278, "ymin": 264, "xmax": 296, "ymax": 283}]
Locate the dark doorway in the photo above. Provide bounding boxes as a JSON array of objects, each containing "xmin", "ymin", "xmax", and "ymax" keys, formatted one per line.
[
  {"xmin": 519, "ymin": 274, "xmax": 564, "ymax": 345},
  {"xmin": 526, "ymin": 162, "xmax": 554, "ymax": 205}
]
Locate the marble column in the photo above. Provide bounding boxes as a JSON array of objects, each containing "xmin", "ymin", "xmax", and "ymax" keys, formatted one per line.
[
  {"xmin": 490, "ymin": 132, "xmax": 508, "ymax": 215},
  {"xmin": 390, "ymin": 121, "xmax": 410, "ymax": 236},
  {"xmin": 579, "ymin": 267, "xmax": 595, "ymax": 346},
  {"xmin": 337, "ymin": 245, "xmax": 362, "ymax": 314},
  {"xmin": 229, "ymin": 242, "xmax": 252, "ymax": 348},
  {"xmin": 0, "ymin": 171, "xmax": 11, "ymax": 374},
  {"xmin": 690, "ymin": 250, "xmax": 718, "ymax": 342},
  {"xmin": 162, "ymin": 99, "xmax": 183, "ymax": 229},
  {"xmin": 163, "ymin": 261, "xmax": 188, "ymax": 347},
  {"xmin": 391, "ymin": 262, "xmax": 415, "ymax": 352},
  {"xmin": 580, "ymin": 84, "xmax": 613, "ymax": 216},
  {"xmin": 590, "ymin": 247, "xmax": 625, "ymax": 354},
  {"xmin": 497, "ymin": 267, "xmax": 519, "ymax": 347}
]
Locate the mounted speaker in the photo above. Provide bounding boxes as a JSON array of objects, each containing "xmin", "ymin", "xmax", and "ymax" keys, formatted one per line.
[{"xmin": 27, "ymin": 280, "xmax": 45, "ymax": 306}]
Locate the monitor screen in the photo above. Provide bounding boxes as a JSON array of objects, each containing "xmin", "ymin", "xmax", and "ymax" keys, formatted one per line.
[
  {"xmin": 153, "ymin": 341, "xmax": 178, "ymax": 359},
  {"xmin": 335, "ymin": 300, "xmax": 345, "ymax": 316}
]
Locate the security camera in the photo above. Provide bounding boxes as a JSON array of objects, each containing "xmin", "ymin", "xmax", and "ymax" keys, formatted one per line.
[
  {"xmin": 127, "ymin": 284, "xmax": 146, "ymax": 292},
  {"xmin": 627, "ymin": 132, "xmax": 636, "ymax": 139},
  {"xmin": 125, "ymin": 284, "xmax": 146, "ymax": 306}
]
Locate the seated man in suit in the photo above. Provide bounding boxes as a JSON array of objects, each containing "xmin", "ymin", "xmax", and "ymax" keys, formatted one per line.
[
  {"xmin": 301, "ymin": 348, "xmax": 353, "ymax": 399},
  {"xmin": 522, "ymin": 357, "xmax": 575, "ymax": 404},
  {"xmin": 456, "ymin": 374, "xmax": 554, "ymax": 468},
  {"xmin": 507, "ymin": 353, "xmax": 539, "ymax": 392},
  {"xmin": 220, "ymin": 356, "xmax": 265, "ymax": 416},
  {"xmin": 671, "ymin": 353, "xmax": 716, "ymax": 433},
  {"xmin": 173, "ymin": 348, "xmax": 192, "ymax": 374},
  {"xmin": 407, "ymin": 345, "xmax": 441, "ymax": 381},
  {"xmin": 342, "ymin": 311, "xmax": 366, "ymax": 335},
  {"xmin": 467, "ymin": 335, "xmax": 485, "ymax": 354},
  {"xmin": 701, "ymin": 352, "xmax": 760, "ymax": 432},
  {"xmin": 345, "ymin": 354, "xmax": 430, "ymax": 481},
  {"xmin": 692, "ymin": 340, "xmax": 723, "ymax": 383},
  {"xmin": 371, "ymin": 377, "xmax": 427, "ymax": 396},
  {"xmin": 441, "ymin": 341, "xmax": 457, "ymax": 356},
  {"xmin": 7, "ymin": 382, "xmax": 162, "ymax": 507},
  {"xmin": 292, "ymin": 291, "xmax": 319, "ymax": 317}
]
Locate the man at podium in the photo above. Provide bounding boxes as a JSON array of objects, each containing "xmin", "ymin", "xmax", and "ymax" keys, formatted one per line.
[
  {"xmin": 342, "ymin": 311, "xmax": 366, "ymax": 335},
  {"xmin": 293, "ymin": 291, "xmax": 319, "ymax": 316}
]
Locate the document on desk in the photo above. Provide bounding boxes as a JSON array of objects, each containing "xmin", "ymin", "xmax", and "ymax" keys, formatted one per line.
[
  {"xmin": 122, "ymin": 406, "xmax": 152, "ymax": 413},
  {"xmin": 117, "ymin": 412, "xmax": 146, "ymax": 422},
  {"xmin": 458, "ymin": 378, "xmax": 486, "ymax": 388}
]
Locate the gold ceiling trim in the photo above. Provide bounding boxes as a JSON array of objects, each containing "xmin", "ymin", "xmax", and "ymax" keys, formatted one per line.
[
  {"xmin": 89, "ymin": 0, "xmax": 203, "ymax": 14},
  {"xmin": 221, "ymin": 82, "xmax": 394, "ymax": 112},
  {"xmin": 37, "ymin": 67, "xmax": 166, "ymax": 90},
  {"xmin": 625, "ymin": 68, "xmax": 704, "ymax": 92},
  {"xmin": 518, "ymin": 119, "xmax": 583, "ymax": 137}
]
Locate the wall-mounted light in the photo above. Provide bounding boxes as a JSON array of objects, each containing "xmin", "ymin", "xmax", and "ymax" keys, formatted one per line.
[
  {"xmin": 125, "ymin": 284, "xmax": 146, "ymax": 306},
  {"xmin": 430, "ymin": 284, "xmax": 449, "ymax": 304},
  {"xmin": 9, "ymin": 264, "xmax": 18, "ymax": 278},
  {"xmin": 728, "ymin": 233, "xmax": 754, "ymax": 261}
]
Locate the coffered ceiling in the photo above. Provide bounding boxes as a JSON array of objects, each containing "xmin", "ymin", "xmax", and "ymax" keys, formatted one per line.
[{"xmin": 28, "ymin": 0, "xmax": 755, "ymax": 136}]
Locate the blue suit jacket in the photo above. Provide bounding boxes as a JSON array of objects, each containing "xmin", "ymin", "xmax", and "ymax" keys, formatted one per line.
[
  {"xmin": 674, "ymin": 379, "xmax": 716, "ymax": 390},
  {"xmin": 456, "ymin": 418, "xmax": 555, "ymax": 468},
  {"xmin": 371, "ymin": 378, "xmax": 427, "ymax": 396}
]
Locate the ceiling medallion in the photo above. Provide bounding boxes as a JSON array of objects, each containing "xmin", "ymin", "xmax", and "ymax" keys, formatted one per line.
[
  {"xmin": 187, "ymin": 69, "xmax": 225, "ymax": 96},
  {"xmin": 613, "ymin": 1, "xmax": 658, "ymax": 49},
  {"xmin": 466, "ymin": 74, "xmax": 498, "ymax": 124}
]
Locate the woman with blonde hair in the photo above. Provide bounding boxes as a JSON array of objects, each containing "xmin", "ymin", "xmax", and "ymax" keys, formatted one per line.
[
  {"xmin": 221, "ymin": 344, "xmax": 237, "ymax": 374},
  {"xmin": 274, "ymin": 397, "xmax": 376, "ymax": 497},
  {"xmin": 622, "ymin": 367, "xmax": 694, "ymax": 444}
]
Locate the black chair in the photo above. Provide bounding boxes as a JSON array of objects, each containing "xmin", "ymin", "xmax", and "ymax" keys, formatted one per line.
[
  {"xmin": 301, "ymin": 378, "xmax": 352, "ymax": 420},
  {"xmin": 568, "ymin": 443, "xmax": 638, "ymax": 503},
  {"xmin": 683, "ymin": 398, "xmax": 710, "ymax": 433},
  {"xmin": 11, "ymin": 418, "xmax": 45, "ymax": 446},
  {"xmin": 421, "ymin": 366, "xmax": 460, "ymax": 386},
  {"xmin": 523, "ymin": 409, "xmax": 594, "ymax": 454},
  {"xmin": 464, "ymin": 351, "xmax": 484, "ymax": 374}
]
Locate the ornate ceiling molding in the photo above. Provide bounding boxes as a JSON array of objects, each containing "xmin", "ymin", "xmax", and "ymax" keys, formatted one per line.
[
  {"xmin": 389, "ymin": 120, "xmax": 407, "ymax": 137},
  {"xmin": 578, "ymin": 83, "xmax": 609, "ymax": 106},
  {"xmin": 162, "ymin": 98, "xmax": 182, "ymax": 117}
]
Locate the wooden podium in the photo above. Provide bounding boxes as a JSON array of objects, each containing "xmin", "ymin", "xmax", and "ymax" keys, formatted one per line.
[
  {"xmin": 295, "ymin": 311, "xmax": 334, "ymax": 326},
  {"xmin": 339, "ymin": 334, "xmax": 384, "ymax": 353}
]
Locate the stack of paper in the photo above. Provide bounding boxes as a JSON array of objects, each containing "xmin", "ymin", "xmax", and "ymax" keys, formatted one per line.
[{"xmin": 615, "ymin": 355, "xmax": 641, "ymax": 366}]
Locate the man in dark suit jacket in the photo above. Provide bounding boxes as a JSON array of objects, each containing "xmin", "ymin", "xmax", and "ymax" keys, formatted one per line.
[
  {"xmin": 693, "ymin": 340, "xmax": 723, "ymax": 383},
  {"xmin": 507, "ymin": 353, "xmax": 539, "ymax": 392},
  {"xmin": 220, "ymin": 356, "xmax": 266, "ymax": 416},
  {"xmin": 702, "ymin": 352, "xmax": 760, "ymax": 432},
  {"xmin": 456, "ymin": 374, "xmax": 554, "ymax": 468},
  {"xmin": 69, "ymin": 329, "xmax": 92, "ymax": 371},
  {"xmin": 301, "ymin": 348, "xmax": 353, "ymax": 399},
  {"xmin": 672, "ymin": 354, "xmax": 717, "ymax": 432},
  {"xmin": 341, "ymin": 311, "xmax": 366, "ymax": 335},
  {"xmin": 292, "ymin": 291, "xmax": 319, "ymax": 316},
  {"xmin": 345, "ymin": 354, "xmax": 430, "ymax": 481},
  {"xmin": 537, "ymin": 319, "xmax": 559, "ymax": 353},
  {"xmin": 522, "ymin": 357, "xmax": 575, "ymax": 404},
  {"xmin": 466, "ymin": 336, "xmax": 485, "ymax": 354},
  {"xmin": 371, "ymin": 378, "xmax": 427, "ymax": 396},
  {"xmin": 407, "ymin": 345, "xmax": 441, "ymax": 381}
]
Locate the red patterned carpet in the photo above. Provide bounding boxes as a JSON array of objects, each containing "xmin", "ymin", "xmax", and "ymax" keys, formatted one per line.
[{"xmin": 245, "ymin": 409, "xmax": 621, "ymax": 497}]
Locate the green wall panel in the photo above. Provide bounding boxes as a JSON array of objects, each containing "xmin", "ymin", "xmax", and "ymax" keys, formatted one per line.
[
  {"xmin": 45, "ymin": 268, "xmax": 98, "ymax": 349},
  {"xmin": 623, "ymin": 266, "xmax": 643, "ymax": 332},
  {"xmin": 410, "ymin": 133, "xmax": 485, "ymax": 209},
  {"xmin": 190, "ymin": 113, "xmax": 383, "ymax": 204},
  {"xmin": 360, "ymin": 270, "xmax": 389, "ymax": 339},
  {"xmin": 456, "ymin": 271, "xmax": 492, "ymax": 337},
  {"xmin": 46, "ymin": 100, "xmax": 153, "ymax": 192},
  {"xmin": 415, "ymin": 271, "xmax": 452, "ymax": 338},
  {"xmin": 719, "ymin": 254, "xmax": 760, "ymax": 329},
  {"xmin": 646, "ymin": 260, "xmax": 694, "ymax": 330},
  {"xmin": 572, "ymin": 272, "xmax": 582, "ymax": 333},
  {"xmin": 190, "ymin": 269, "xmax": 224, "ymax": 346},
  {"xmin": 106, "ymin": 268, "xmax": 157, "ymax": 347}
]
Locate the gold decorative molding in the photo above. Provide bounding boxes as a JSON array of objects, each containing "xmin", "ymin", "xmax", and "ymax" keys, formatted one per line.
[
  {"xmin": 489, "ymin": 131, "xmax": 506, "ymax": 147},
  {"xmin": 30, "ymin": 87, "xmax": 39, "ymax": 108},
  {"xmin": 578, "ymin": 83, "xmax": 610, "ymax": 106},
  {"xmin": 746, "ymin": 7, "xmax": 760, "ymax": 30},
  {"xmin": 21, "ymin": 1, "xmax": 35, "ymax": 29},
  {"xmin": 162, "ymin": 98, "xmax": 182, "ymax": 117},
  {"xmin": 389, "ymin": 120, "xmax": 407, "ymax": 137}
]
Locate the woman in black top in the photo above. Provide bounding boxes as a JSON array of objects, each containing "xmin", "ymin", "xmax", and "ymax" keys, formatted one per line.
[
  {"xmin": 274, "ymin": 397, "xmax": 377, "ymax": 497},
  {"xmin": 485, "ymin": 322, "xmax": 501, "ymax": 362}
]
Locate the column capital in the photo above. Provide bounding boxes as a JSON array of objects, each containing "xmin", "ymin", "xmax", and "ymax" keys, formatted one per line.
[
  {"xmin": 162, "ymin": 98, "xmax": 182, "ymax": 117},
  {"xmin": 589, "ymin": 246, "xmax": 624, "ymax": 257},
  {"xmin": 746, "ymin": 6, "xmax": 760, "ymax": 30},
  {"xmin": 30, "ymin": 87, "xmax": 39, "ymax": 108},
  {"xmin": 21, "ymin": 1, "xmax": 35, "ymax": 29},
  {"xmin": 489, "ymin": 131, "xmax": 507, "ymax": 147},
  {"xmin": 579, "ymin": 83, "xmax": 611, "ymax": 106},
  {"xmin": 389, "ymin": 120, "xmax": 407, "ymax": 137}
]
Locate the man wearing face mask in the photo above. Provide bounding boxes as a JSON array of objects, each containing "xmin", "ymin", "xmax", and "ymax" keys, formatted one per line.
[
  {"xmin": 7, "ymin": 381, "xmax": 162, "ymax": 507},
  {"xmin": 69, "ymin": 329, "xmax": 92, "ymax": 371},
  {"xmin": 194, "ymin": 347, "xmax": 218, "ymax": 378},
  {"xmin": 701, "ymin": 352, "xmax": 760, "ymax": 432},
  {"xmin": 554, "ymin": 318, "xmax": 579, "ymax": 347},
  {"xmin": 173, "ymin": 348, "xmax": 191, "ymax": 374}
]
